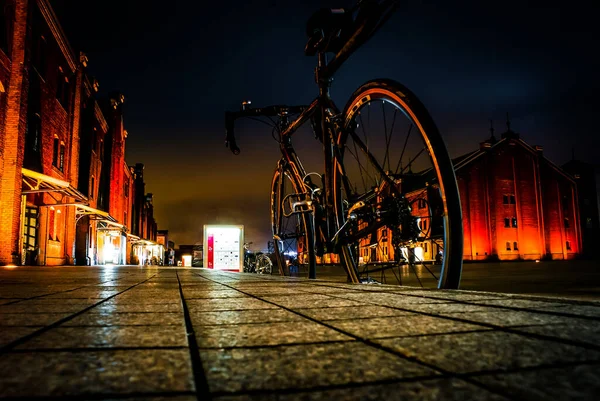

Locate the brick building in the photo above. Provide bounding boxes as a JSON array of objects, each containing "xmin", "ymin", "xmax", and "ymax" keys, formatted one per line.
[
  {"xmin": 298, "ymin": 124, "xmax": 585, "ymax": 264},
  {"xmin": 0, "ymin": 0, "xmax": 162, "ymax": 266}
]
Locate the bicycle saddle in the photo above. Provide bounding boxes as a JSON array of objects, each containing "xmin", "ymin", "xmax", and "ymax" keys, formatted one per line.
[{"xmin": 304, "ymin": 8, "xmax": 353, "ymax": 56}]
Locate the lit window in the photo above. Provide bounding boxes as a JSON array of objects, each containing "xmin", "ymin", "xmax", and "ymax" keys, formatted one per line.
[
  {"xmin": 512, "ymin": 218, "xmax": 518, "ymax": 228},
  {"xmin": 59, "ymin": 142, "xmax": 65, "ymax": 171}
]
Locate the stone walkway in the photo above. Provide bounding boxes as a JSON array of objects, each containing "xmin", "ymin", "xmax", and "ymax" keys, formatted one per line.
[{"xmin": 0, "ymin": 266, "xmax": 599, "ymax": 400}]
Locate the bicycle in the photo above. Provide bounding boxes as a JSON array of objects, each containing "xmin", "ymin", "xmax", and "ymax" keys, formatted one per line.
[
  {"xmin": 225, "ymin": 0, "xmax": 463, "ymax": 288},
  {"xmin": 243, "ymin": 242, "xmax": 273, "ymax": 274}
]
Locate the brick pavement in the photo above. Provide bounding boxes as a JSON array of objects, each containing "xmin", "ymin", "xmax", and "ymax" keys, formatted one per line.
[{"xmin": 0, "ymin": 266, "xmax": 599, "ymax": 400}]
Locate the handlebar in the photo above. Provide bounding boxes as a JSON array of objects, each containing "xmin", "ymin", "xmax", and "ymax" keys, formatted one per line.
[{"xmin": 225, "ymin": 104, "xmax": 307, "ymax": 155}]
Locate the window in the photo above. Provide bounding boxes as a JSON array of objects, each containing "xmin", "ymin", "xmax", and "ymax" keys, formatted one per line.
[
  {"xmin": 587, "ymin": 217, "xmax": 593, "ymax": 229},
  {"xmin": 504, "ymin": 218, "xmax": 510, "ymax": 228},
  {"xmin": 506, "ymin": 242, "xmax": 511, "ymax": 251},
  {"xmin": 59, "ymin": 142, "xmax": 65, "ymax": 171},
  {"xmin": 56, "ymin": 67, "xmax": 71, "ymax": 109},
  {"xmin": 513, "ymin": 241, "xmax": 518, "ymax": 251},
  {"xmin": 566, "ymin": 241, "xmax": 571, "ymax": 251},
  {"xmin": 124, "ymin": 211, "xmax": 128, "ymax": 227},
  {"xmin": 27, "ymin": 113, "xmax": 42, "ymax": 152},
  {"xmin": 418, "ymin": 198, "xmax": 426, "ymax": 209},
  {"xmin": 384, "ymin": 247, "xmax": 387, "ymax": 255},
  {"xmin": 503, "ymin": 194, "xmax": 516, "ymax": 205},
  {"xmin": 52, "ymin": 137, "xmax": 59, "ymax": 167},
  {"xmin": 564, "ymin": 218, "xmax": 570, "ymax": 229},
  {"xmin": 0, "ymin": 1, "xmax": 15, "ymax": 56},
  {"xmin": 562, "ymin": 195, "xmax": 569, "ymax": 211},
  {"xmin": 32, "ymin": 35, "xmax": 47, "ymax": 77},
  {"xmin": 424, "ymin": 242, "xmax": 428, "ymax": 252},
  {"xmin": 512, "ymin": 218, "xmax": 518, "ymax": 228},
  {"xmin": 124, "ymin": 179, "xmax": 129, "ymax": 197}
]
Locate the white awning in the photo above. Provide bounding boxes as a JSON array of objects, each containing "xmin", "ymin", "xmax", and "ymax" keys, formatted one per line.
[
  {"xmin": 75, "ymin": 204, "xmax": 113, "ymax": 221},
  {"xmin": 21, "ymin": 168, "xmax": 87, "ymax": 203}
]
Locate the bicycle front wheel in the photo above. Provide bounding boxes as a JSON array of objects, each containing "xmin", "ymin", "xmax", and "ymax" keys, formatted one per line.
[
  {"xmin": 256, "ymin": 254, "xmax": 273, "ymax": 274},
  {"xmin": 271, "ymin": 163, "xmax": 316, "ymax": 276},
  {"xmin": 334, "ymin": 79, "xmax": 463, "ymax": 289}
]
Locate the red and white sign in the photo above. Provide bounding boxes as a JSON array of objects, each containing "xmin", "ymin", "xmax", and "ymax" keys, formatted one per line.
[{"xmin": 203, "ymin": 225, "xmax": 243, "ymax": 271}]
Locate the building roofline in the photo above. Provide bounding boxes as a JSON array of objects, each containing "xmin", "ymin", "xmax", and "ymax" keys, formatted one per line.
[{"xmin": 38, "ymin": 0, "xmax": 77, "ymax": 72}]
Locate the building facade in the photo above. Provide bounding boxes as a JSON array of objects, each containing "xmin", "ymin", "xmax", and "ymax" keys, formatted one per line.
[{"xmin": 0, "ymin": 0, "xmax": 163, "ymax": 266}]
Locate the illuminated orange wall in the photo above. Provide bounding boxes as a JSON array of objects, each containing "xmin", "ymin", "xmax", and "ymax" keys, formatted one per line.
[{"xmin": 457, "ymin": 139, "xmax": 580, "ymax": 261}]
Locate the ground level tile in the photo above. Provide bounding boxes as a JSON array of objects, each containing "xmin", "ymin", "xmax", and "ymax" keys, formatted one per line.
[
  {"xmin": 375, "ymin": 331, "xmax": 600, "ymax": 374},
  {"xmin": 200, "ymin": 342, "xmax": 438, "ymax": 393},
  {"xmin": 15, "ymin": 325, "xmax": 188, "ymax": 349},
  {"xmin": 195, "ymin": 320, "xmax": 351, "ymax": 348},
  {"xmin": 472, "ymin": 363, "xmax": 600, "ymax": 401},
  {"xmin": 0, "ymin": 350, "xmax": 194, "ymax": 397}
]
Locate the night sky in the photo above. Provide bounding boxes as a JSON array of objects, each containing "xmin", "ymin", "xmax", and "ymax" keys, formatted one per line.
[{"xmin": 51, "ymin": 0, "xmax": 599, "ymax": 250}]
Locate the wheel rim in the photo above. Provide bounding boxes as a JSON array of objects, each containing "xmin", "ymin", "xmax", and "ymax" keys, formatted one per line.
[{"xmin": 335, "ymin": 85, "xmax": 462, "ymax": 289}]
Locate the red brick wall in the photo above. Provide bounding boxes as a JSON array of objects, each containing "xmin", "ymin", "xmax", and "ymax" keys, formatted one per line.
[{"xmin": 0, "ymin": 0, "xmax": 28, "ymax": 265}]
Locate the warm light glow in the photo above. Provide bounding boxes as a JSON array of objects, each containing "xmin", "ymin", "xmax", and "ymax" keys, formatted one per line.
[{"xmin": 3, "ymin": 264, "xmax": 18, "ymax": 269}]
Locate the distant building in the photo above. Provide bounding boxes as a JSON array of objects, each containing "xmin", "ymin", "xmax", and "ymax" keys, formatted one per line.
[{"xmin": 562, "ymin": 159, "xmax": 600, "ymax": 258}]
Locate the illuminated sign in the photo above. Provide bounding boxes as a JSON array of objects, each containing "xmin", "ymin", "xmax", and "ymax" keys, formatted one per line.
[{"xmin": 203, "ymin": 225, "xmax": 243, "ymax": 271}]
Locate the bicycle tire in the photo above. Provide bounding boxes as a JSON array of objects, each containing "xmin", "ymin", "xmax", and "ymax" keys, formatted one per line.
[
  {"xmin": 256, "ymin": 254, "xmax": 273, "ymax": 274},
  {"xmin": 333, "ymin": 79, "xmax": 463, "ymax": 289},
  {"xmin": 270, "ymin": 163, "xmax": 316, "ymax": 277}
]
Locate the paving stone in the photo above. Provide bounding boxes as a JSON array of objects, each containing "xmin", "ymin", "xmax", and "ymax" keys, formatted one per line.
[
  {"xmin": 327, "ymin": 315, "xmax": 487, "ymax": 339},
  {"xmin": 0, "ymin": 326, "xmax": 42, "ymax": 347},
  {"xmin": 0, "ymin": 313, "xmax": 69, "ymax": 326},
  {"xmin": 93, "ymin": 303, "xmax": 183, "ymax": 313},
  {"xmin": 438, "ymin": 310, "xmax": 577, "ymax": 327},
  {"xmin": 43, "ymin": 290, "xmax": 121, "ymax": 299},
  {"xmin": 0, "ymin": 350, "xmax": 194, "ymax": 397},
  {"xmin": 342, "ymin": 292, "xmax": 451, "ymax": 307},
  {"xmin": 186, "ymin": 298, "xmax": 278, "ymax": 312},
  {"xmin": 63, "ymin": 312, "xmax": 184, "ymax": 326},
  {"xmin": 511, "ymin": 322, "xmax": 600, "ymax": 347},
  {"xmin": 15, "ymin": 325, "xmax": 188, "ymax": 349},
  {"xmin": 190, "ymin": 309, "xmax": 303, "ymax": 326},
  {"xmin": 0, "ymin": 303, "xmax": 94, "ymax": 313},
  {"xmin": 200, "ymin": 342, "xmax": 438, "ymax": 393},
  {"xmin": 470, "ymin": 299, "xmax": 570, "ymax": 310},
  {"xmin": 472, "ymin": 363, "xmax": 600, "ymax": 401},
  {"xmin": 397, "ymin": 303, "xmax": 496, "ymax": 314},
  {"xmin": 294, "ymin": 305, "xmax": 410, "ymax": 321},
  {"xmin": 182, "ymin": 289, "xmax": 247, "ymax": 299},
  {"xmin": 212, "ymin": 378, "xmax": 510, "ymax": 400},
  {"xmin": 16, "ymin": 298, "xmax": 99, "ymax": 305},
  {"xmin": 546, "ymin": 304, "xmax": 600, "ymax": 318},
  {"xmin": 195, "ymin": 320, "xmax": 351, "ymax": 348},
  {"xmin": 376, "ymin": 331, "xmax": 600, "ymax": 374},
  {"xmin": 261, "ymin": 294, "xmax": 364, "ymax": 309}
]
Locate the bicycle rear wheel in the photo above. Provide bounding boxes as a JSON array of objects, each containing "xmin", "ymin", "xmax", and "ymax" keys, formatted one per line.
[
  {"xmin": 270, "ymin": 163, "xmax": 316, "ymax": 276},
  {"xmin": 334, "ymin": 79, "xmax": 463, "ymax": 289}
]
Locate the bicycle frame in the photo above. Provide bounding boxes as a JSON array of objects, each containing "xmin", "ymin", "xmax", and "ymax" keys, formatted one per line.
[{"xmin": 225, "ymin": 0, "xmax": 401, "ymax": 278}]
